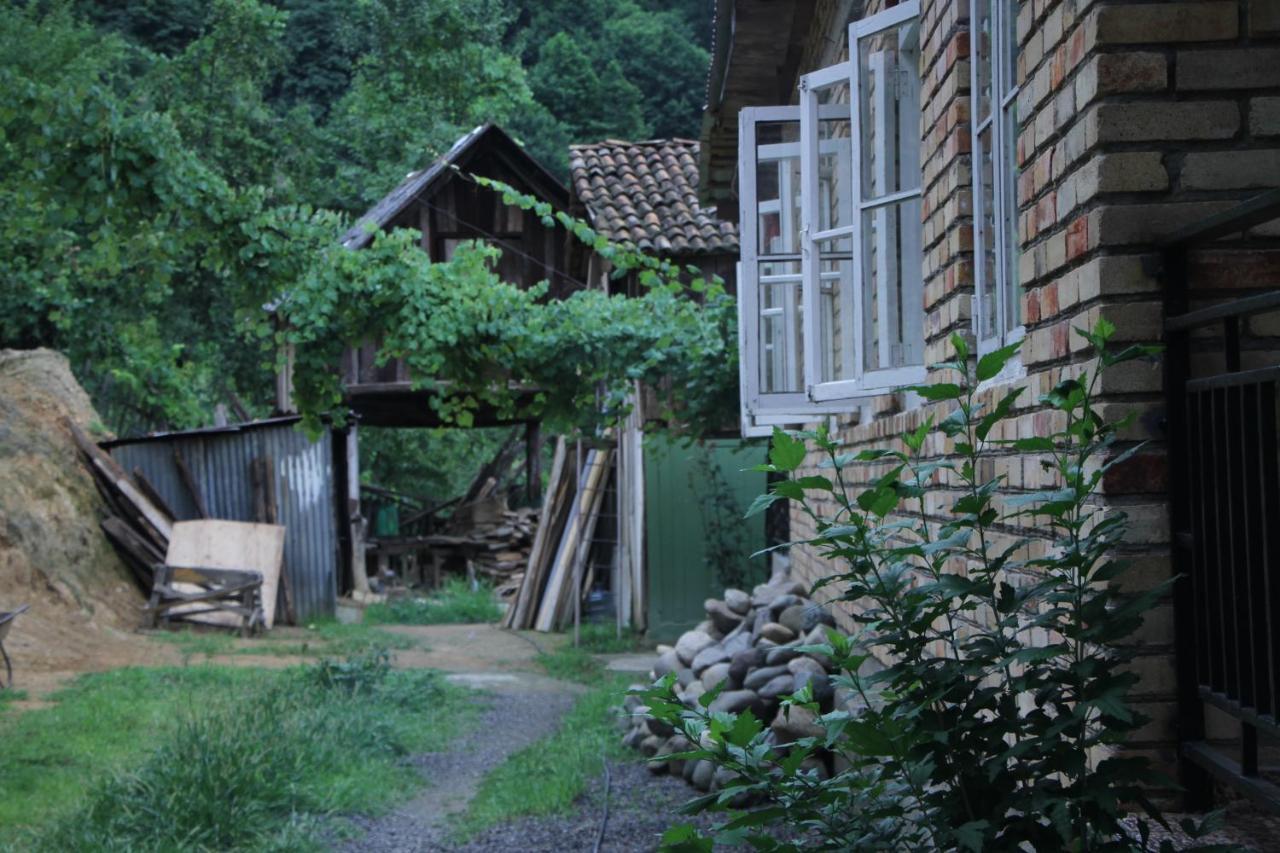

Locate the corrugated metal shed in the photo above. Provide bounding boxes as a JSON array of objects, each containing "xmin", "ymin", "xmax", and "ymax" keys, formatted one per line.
[{"xmin": 104, "ymin": 418, "xmax": 338, "ymax": 621}]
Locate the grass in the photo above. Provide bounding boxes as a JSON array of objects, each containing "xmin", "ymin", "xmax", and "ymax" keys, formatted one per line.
[
  {"xmin": 452, "ymin": 673, "xmax": 634, "ymax": 841},
  {"xmin": 0, "ymin": 688, "xmax": 28, "ymax": 710},
  {"xmin": 537, "ymin": 642, "xmax": 607, "ymax": 684},
  {"xmin": 366, "ymin": 578, "xmax": 502, "ymax": 625},
  {"xmin": 150, "ymin": 618, "xmax": 418, "ymax": 661},
  {"xmin": 573, "ymin": 622, "xmax": 651, "ymax": 654},
  {"xmin": 0, "ymin": 656, "xmax": 480, "ymax": 851}
]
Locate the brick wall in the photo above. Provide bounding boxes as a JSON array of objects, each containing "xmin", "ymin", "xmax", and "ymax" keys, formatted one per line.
[{"xmin": 779, "ymin": 0, "xmax": 1280, "ymax": 776}]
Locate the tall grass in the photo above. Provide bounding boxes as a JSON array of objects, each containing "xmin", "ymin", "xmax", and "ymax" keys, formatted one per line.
[
  {"xmin": 1, "ymin": 655, "xmax": 479, "ymax": 851},
  {"xmin": 366, "ymin": 578, "xmax": 501, "ymax": 625}
]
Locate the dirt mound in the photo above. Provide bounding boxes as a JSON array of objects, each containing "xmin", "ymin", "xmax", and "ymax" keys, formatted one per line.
[{"xmin": 0, "ymin": 349, "xmax": 144, "ymax": 677}]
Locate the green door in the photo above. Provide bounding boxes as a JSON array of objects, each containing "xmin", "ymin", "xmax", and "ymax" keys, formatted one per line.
[{"xmin": 644, "ymin": 436, "xmax": 768, "ymax": 642}]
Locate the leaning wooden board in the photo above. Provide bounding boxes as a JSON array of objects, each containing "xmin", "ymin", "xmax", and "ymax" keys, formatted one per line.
[{"xmin": 165, "ymin": 520, "xmax": 285, "ymax": 629}]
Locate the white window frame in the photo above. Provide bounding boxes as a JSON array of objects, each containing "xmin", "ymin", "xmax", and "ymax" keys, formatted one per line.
[
  {"xmin": 736, "ymin": 2, "xmax": 927, "ymax": 435},
  {"xmin": 970, "ymin": 0, "xmax": 1024, "ymax": 357},
  {"xmin": 802, "ymin": 1, "xmax": 925, "ymax": 402}
]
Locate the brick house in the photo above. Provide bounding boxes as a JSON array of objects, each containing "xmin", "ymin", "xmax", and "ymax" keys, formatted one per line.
[{"xmin": 699, "ymin": 0, "xmax": 1280, "ymax": 806}]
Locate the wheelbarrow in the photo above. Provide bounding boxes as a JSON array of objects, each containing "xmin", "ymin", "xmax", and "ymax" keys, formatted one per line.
[{"xmin": 0, "ymin": 605, "xmax": 29, "ymax": 689}]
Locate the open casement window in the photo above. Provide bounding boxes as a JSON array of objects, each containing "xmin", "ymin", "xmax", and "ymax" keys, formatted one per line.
[
  {"xmin": 799, "ymin": 1, "xmax": 925, "ymax": 403},
  {"xmin": 736, "ymin": 2, "xmax": 925, "ymax": 435},
  {"xmin": 738, "ymin": 107, "xmax": 853, "ymax": 432},
  {"xmin": 972, "ymin": 0, "xmax": 1023, "ymax": 356}
]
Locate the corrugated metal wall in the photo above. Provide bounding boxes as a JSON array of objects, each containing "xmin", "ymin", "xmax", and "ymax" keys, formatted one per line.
[
  {"xmin": 644, "ymin": 436, "xmax": 767, "ymax": 642},
  {"xmin": 106, "ymin": 419, "xmax": 338, "ymax": 621}
]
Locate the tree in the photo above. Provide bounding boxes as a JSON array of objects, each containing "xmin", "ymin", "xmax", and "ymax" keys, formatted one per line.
[{"xmin": 529, "ymin": 33, "xmax": 647, "ymax": 144}]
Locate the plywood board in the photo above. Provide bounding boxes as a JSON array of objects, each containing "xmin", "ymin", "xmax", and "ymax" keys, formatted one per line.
[{"xmin": 166, "ymin": 520, "xmax": 285, "ymax": 629}]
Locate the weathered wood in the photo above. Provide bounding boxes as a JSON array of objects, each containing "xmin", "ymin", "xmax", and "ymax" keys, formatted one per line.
[
  {"xmin": 251, "ymin": 456, "xmax": 296, "ymax": 626},
  {"xmin": 100, "ymin": 518, "xmax": 160, "ymax": 590},
  {"xmin": 558, "ymin": 449, "xmax": 613, "ymax": 631},
  {"xmin": 68, "ymin": 419, "xmax": 173, "ymax": 543},
  {"xmin": 164, "ymin": 520, "xmax": 284, "ymax": 631},
  {"xmin": 535, "ymin": 447, "xmax": 610, "ymax": 632},
  {"xmin": 173, "ymin": 449, "xmax": 209, "ymax": 518},
  {"xmin": 507, "ymin": 437, "xmax": 568, "ymax": 629}
]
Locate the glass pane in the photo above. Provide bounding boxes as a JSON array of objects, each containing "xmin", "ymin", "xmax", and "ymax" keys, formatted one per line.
[
  {"xmin": 975, "ymin": 0, "xmax": 994, "ymax": 121},
  {"xmin": 759, "ymin": 260, "xmax": 803, "ymax": 394},
  {"xmin": 1002, "ymin": 0, "xmax": 1017, "ymax": 99},
  {"xmin": 858, "ymin": 20, "xmax": 922, "ymax": 200},
  {"xmin": 1001, "ymin": 100, "xmax": 1021, "ymax": 330},
  {"xmin": 816, "ymin": 238, "xmax": 853, "ymax": 383},
  {"xmin": 860, "ymin": 197, "xmax": 922, "ymax": 371},
  {"xmin": 977, "ymin": 123, "xmax": 998, "ymax": 341},
  {"xmin": 755, "ymin": 121, "xmax": 802, "ymax": 255},
  {"xmin": 811, "ymin": 80, "xmax": 854, "ymax": 248}
]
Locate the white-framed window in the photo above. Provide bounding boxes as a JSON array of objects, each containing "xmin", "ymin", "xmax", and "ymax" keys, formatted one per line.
[
  {"xmin": 971, "ymin": 0, "xmax": 1023, "ymax": 355},
  {"xmin": 737, "ymin": 2, "xmax": 925, "ymax": 434}
]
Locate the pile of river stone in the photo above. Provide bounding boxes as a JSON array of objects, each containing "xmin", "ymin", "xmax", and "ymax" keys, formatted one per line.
[{"xmin": 620, "ymin": 577, "xmax": 853, "ymax": 792}]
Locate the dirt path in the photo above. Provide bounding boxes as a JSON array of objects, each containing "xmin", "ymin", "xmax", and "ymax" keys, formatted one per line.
[{"xmin": 341, "ymin": 670, "xmax": 581, "ymax": 852}]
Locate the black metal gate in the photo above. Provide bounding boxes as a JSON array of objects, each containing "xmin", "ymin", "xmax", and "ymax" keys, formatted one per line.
[{"xmin": 1164, "ymin": 189, "xmax": 1280, "ymax": 810}]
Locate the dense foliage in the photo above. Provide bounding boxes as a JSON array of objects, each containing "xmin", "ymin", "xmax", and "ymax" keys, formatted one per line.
[
  {"xmin": 640, "ymin": 324, "xmax": 1224, "ymax": 851},
  {"xmin": 0, "ymin": 1, "xmax": 718, "ymax": 436}
]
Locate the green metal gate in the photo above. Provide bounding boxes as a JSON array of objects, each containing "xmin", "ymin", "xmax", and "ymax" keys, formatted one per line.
[{"xmin": 644, "ymin": 436, "xmax": 768, "ymax": 642}]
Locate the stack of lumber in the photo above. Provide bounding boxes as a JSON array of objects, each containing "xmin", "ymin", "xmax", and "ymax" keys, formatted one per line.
[
  {"xmin": 503, "ymin": 436, "xmax": 615, "ymax": 631},
  {"xmin": 448, "ymin": 504, "xmax": 539, "ymax": 582},
  {"xmin": 66, "ymin": 419, "xmax": 175, "ymax": 592}
]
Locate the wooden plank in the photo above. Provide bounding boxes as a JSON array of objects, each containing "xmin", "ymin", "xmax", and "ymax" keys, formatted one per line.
[
  {"xmin": 173, "ymin": 449, "xmax": 209, "ymax": 518},
  {"xmin": 535, "ymin": 447, "xmax": 610, "ymax": 632},
  {"xmin": 100, "ymin": 518, "xmax": 160, "ymax": 589},
  {"xmin": 510, "ymin": 438, "xmax": 575, "ymax": 629},
  {"xmin": 166, "ymin": 520, "xmax": 285, "ymax": 630},
  {"xmin": 251, "ymin": 457, "xmax": 296, "ymax": 625},
  {"xmin": 556, "ymin": 449, "xmax": 613, "ymax": 631},
  {"xmin": 506, "ymin": 437, "xmax": 567, "ymax": 628},
  {"xmin": 132, "ymin": 469, "xmax": 178, "ymax": 522},
  {"xmin": 67, "ymin": 419, "xmax": 173, "ymax": 543}
]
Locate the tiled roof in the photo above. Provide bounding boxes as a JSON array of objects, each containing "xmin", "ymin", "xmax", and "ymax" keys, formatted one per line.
[{"xmin": 569, "ymin": 138, "xmax": 738, "ymax": 255}]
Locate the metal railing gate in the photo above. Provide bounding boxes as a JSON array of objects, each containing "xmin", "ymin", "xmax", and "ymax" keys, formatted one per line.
[{"xmin": 1164, "ymin": 189, "xmax": 1280, "ymax": 811}]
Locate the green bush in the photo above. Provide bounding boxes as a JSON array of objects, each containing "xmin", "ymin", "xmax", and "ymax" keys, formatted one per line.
[
  {"xmin": 640, "ymin": 323, "xmax": 1223, "ymax": 851},
  {"xmin": 25, "ymin": 659, "xmax": 476, "ymax": 851},
  {"xmin": 366, "ymin": 578, "xmax": 502, "ymax": 625}
]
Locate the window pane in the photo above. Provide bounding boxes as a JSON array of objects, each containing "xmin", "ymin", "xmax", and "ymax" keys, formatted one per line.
[
  {"xmin": 755, "ymin": 122, "xmax": 802, "ymax": 255},
  {"xmin": 858, "ymin": 20, "xmax": 922, "ymax": 200},
  {"xmin": 759, "ymin": 260, "xmax": 804, "ymax": 394},
  {"xmin": 811, "ymin": 80, "xmax": 855, "ymax": 247},
  {"xmin": 859, "ymin": 197, "xmax": 922, "ymax": 371},
  {"xmin": 816, "ymin": 238, "xmax": 853, "ymax": 383},
  {"xmin": 977, "ymin": 124, "xmax": 998, "ymax": 342},
  {"xmin": 975, "ymin": 0, "xmax": 994, "ymax": 121},
  {"xmin": 1001, "ymin": 100, "xmax": 1021, "ymax": 331}
]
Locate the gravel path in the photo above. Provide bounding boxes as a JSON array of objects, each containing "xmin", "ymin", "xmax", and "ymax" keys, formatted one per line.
[
  {"xmin": 445, "ymin": 760, "xmax": 718, "ymax": 852},
  {"xmin": 340, "ymin": 672, "xmax": 579, "ymax": 852}
]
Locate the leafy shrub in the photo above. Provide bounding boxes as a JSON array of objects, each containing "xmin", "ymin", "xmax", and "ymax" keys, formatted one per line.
[
  {"xmin": 640, "ymin": 323, "xmax": 1222, "ymax": 851},
  {"xmin": 366, "ymin": 578, "xmax": 502, "ymax": 625}
]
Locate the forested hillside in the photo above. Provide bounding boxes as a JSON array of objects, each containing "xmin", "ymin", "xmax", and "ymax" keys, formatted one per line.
[{"xmin": 0, "ymin": 0, "xmax": 715, "ymax": 435}]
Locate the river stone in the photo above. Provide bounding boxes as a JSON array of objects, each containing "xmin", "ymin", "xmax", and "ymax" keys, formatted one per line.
[
  {"xmin": 646, "ymin": 753, "xmax": 670, "ymax": 774},
  {"xmin": 771, "ymin": 705, "xmax": 825, "ymax": 740},
  {"xmin": 708, "ymin": 689, "xmax": 759, "ymax": 715},
  {"xmin": 705, "ymin": 599, "xmax": 743, "ymax": 634},
  {"xmin": 793, "ymin": 670, "xmax": 834, "ymax": 706},
  {"xmin": 691, "ymin": 759, "xmax": 715, "ymax": 791},
  {"xmin": 712, "ymin": 766, "xmax": 739, "ymax": 792},
  {"xmin": 755, "ymin": 637, "xmax": 778, "ymax": 651},
  {"xmin": 640, "ymin": 734, "xmax": 664, "ymax": 756},
  {"xmin": 722, "ymin": 631, "xmax": 752, "ymax": 657},
  {"xmin": 653, "ymin": 649, "xmax": 681, "ymax": 678},
  {"xmin": 623, "ymin": 691, "xmax": 646, "ymax": 714},
  {"xmin": 760, "ymin": 622, "xmax": 796, "ymax": 644},
  {"xmin": 691, "ymin": 643, "xmax": 730, "ymax": 674},
  {"xmin": 765, "ymin": 644, "xmax": 801, "ymax": 667},
  {"xmin": 800, "ymin": 756, "xmax": 831, "ymax": 780},
  {"xmin": 778, "ymin": 604, "xmax": 808, "ymax": 636},
  {"xmin": 622, "ymin": 726, "xmax": 647, "ymax": 750},
  {"xmin": 676, "ymin": 667, "xmax": 696, "ymax": 688},
  {"xmin": 743, "ymin": 664, "xmax": 789, "ymax": 691},
  {"xmin": 675, "ymin": 630, "xmax": 716, "ymax": 665},
  {"xmin": 778, "ymin": 580, "xmax": 807, "ymax": 597},
  {"xmin": 701, "ymin": 662, "xmax": 732, "ymax": 691},
  {"xmin": 803, "ymin": 604, "xmax": 836, "ymax": 632},
  {"xmin": 789, "ymin": 656, "xmax": 826, "ymax": 677},
  {"xmin": 681, "ymin": 681, "xmax": 706, "ymax": 706},
  {"xmin": 646, "ymin": 715, "xmax": 675, "ymax": 738},
  {"xmin": 666, "ymin": 735, "xmax": 691, "ymax": 776},
  {"xmin": 728, "ymin": 648, "xmax": 763, "ymax": 684},
  {"xmin": 694, "ymin": 619, "xmax": 722, "ymax": 640},
  {"xmin": 683, "ymin": 756, "xmax": 698, "ymax": 781},
  {"xmin": 724, "ymin": 588, "xmax": 751, "ymax": 614},
  {"xmin": 768, "ymin": 594, "xmax": 802, "ymax": 617},
  {"xmin": 759, "ymin": 673, "xmax": 796, "ymax": 700}
]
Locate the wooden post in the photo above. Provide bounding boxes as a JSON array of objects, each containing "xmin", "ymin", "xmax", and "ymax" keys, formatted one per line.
[
  {"xmin": 173, "ymin": 449, "xmax": 209, "ymax": 518},
  {"xmin": 525, "ymin": 421, "xmax": 542, "ymax": 505}
]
